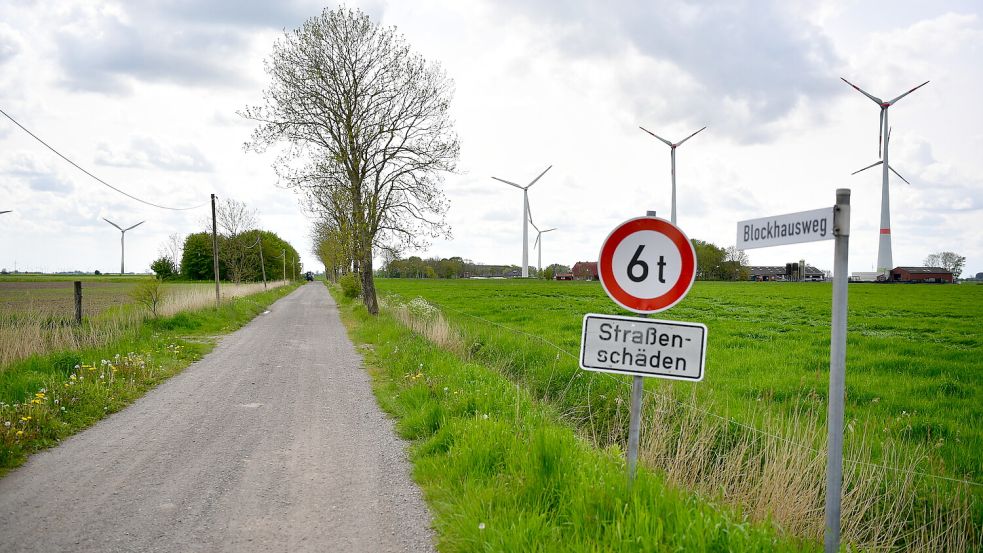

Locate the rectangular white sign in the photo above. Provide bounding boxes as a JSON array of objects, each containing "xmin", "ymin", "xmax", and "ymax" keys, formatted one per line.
[
  {"xmin": 580, "ymin": 313, "xmax": 706, "ymax": 381},
  {"xmin": 736, "ymin": 207, "xmax": 835, "ymax": 250}
]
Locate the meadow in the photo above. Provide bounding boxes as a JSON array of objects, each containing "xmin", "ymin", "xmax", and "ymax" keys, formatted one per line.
[
  {"xmin": 372, "ymin": 278, "xmax": 982, "ymax": 550},
  {"xmin": 0, "ymin": 276, "xmax": 288, "ymax": 366}
]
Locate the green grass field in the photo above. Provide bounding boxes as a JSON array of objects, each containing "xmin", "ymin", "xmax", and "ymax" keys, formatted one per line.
[
  {"xmin": 376, "ymin": 279, "xmax": 982, "ymax": 482},
  {"xmin": 370, "ymin": 278, "xmax": 981, "ymax": 549}
]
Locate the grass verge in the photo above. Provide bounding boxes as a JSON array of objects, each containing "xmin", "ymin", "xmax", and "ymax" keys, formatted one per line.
[
  {"xmin": 332, "ymin": 286, "xmax": 813, "ymax": 552},
  {"xmin": 0, "ymin": 283, "xmax": 299, "ymax": 474}
]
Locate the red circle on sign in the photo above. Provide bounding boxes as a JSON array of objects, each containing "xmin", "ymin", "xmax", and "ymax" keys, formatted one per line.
[{"xmin": 598, "ymin": 217, "xmax": 696, "ymax": 313}]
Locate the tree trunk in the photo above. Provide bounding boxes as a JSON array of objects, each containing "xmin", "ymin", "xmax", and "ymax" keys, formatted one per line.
[{"xmin": 360, "ymin": 251, "xmax": 379, "ymax": 315}]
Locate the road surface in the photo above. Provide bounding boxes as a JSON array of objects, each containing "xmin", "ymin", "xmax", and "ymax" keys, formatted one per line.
[{"xmin": 0, "ymin": 283, "xmax": 435, "ymax": 552}]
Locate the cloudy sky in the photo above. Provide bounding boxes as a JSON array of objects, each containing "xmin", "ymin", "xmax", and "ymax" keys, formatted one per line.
[{"xmin": 1, "ymin": 0, "xmax": 980, "ymax": 277}]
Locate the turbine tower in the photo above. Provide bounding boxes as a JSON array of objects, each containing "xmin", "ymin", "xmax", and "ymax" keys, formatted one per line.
[
  {"xmin": 492, "ymin": 165, "xmax": 551, "ymax": 278},
  {"xmin": 842, "ymin": 77, "xmax": 929, "ymax": 274},
  {"xmin": 526, "ymin": 203, "xmax": 556, "ymax": 276},
  {"xmin": 639, "ymin": 125, "xmax": 706, "ymax": 225},
  {"xmin": 102, "ymin": 218, "xmax": 144, "ymax": 275}
]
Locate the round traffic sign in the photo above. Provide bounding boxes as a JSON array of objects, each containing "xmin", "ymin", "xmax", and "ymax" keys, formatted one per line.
[{"xmin": 598, "ymin": 217, "xmax": 697, "ymax": 314}]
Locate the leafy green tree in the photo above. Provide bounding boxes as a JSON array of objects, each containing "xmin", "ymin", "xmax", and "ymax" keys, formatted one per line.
[
  {"xmin": 692, "ymin": 240, "xmax": 726, "ymax": 280},
  {"xmin": 150, "ymin": 257, "xmax": 176, "ymax": 280},
  {"xmin": 924, "ymin": 251, "xmax": 966, "ymax": 278},
  {"xmin": 181, "ymin": 232, "xmax": 219, "ymax": 280}
]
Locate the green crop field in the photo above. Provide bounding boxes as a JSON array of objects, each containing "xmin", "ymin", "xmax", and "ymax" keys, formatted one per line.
[{"xmin": 373, "ymin": 278, "xmax": 982, "ymax": 548}]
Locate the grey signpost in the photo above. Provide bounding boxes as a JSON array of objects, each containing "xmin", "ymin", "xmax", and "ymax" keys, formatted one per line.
[
  {"xmin": 587, "ymin": 210, "xmax": 702, "ymax": 485},
  {"xmin": 736, "ymin": 189, "xmax": 851, "ymax": 553}
]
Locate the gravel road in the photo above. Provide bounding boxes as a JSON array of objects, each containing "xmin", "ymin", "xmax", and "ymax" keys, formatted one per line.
[{"xmin": 0, "ymin": 283, "xmax": 435, "ymax": 553}]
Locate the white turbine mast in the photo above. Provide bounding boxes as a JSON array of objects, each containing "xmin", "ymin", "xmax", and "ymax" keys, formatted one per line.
[
  {"xmin": 491, "ymin": 165, "xmax": 552, "ymax": 278},
  {"xmin": 639, "ymin": 125, "xmax": 706, "ymax": 225},
  {"xmin": 103, "ymin": 217, "xmax": 145, "ymax": 275},
  {"xmin": 842, "ymin": 77, "xmax": 928, "ymax": 274},
  {"xmin": 526, "ymin": 203, "xmax": 557, "ymax": 277}
]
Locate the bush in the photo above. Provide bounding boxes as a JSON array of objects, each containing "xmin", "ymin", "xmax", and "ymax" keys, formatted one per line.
[
  {"xmin": 131, "ymin": 278, "xmax": 166, "ymax": 318},
  {"xmin": 339, "ymin": 273, "xmax": 362, "ymax": 299}
]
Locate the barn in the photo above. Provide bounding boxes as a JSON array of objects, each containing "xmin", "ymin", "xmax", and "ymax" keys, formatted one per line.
[
  {"xmin": 888, "ymin": 266, "xmax": 953, "ymax": 284},
  {"xmin": 572, "ymin": 261, "xmax": 599, "ymax": 281}
]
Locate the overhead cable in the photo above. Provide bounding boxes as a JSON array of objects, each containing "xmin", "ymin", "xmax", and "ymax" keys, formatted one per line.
[{"xmin": 0, "ymin": 106, "xmax": 206, "ymax": 211}]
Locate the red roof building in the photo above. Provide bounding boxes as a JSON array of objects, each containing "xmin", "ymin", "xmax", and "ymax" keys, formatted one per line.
[
  {"xmin": 572, "ymin": 261, "xmax": 598, "ymax": 281},
  {"xmin": 888, "ymin": 267, "xmax": 953, "ymax": 283}
]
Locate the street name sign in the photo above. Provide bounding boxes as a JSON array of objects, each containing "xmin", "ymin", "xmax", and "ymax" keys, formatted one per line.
[
  {"xmin": 580, "ymin": 313, "xmax": 706, "ymax": 381},
  {"xmin": 736, "ymin": 207, "xmax": 835, "ymax": 250},
  {"xmin": 598, "ymin": 216, "xmax": 697, "ymax": 314}
]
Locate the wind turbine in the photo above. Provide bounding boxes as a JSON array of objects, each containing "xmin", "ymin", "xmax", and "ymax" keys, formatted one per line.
[
  {"xmin": 491, "ymin": 165, "xmax": 551, "ymax": 278},
  {"xmin": 526, "ymin": 203, "xmax": 556, "ymax": 277},
  {"xmin": 102, "ymin": 218, "xmax": 144, "ymax": 275},
  {"xmin": 842, "ymin": 77, "xmax": 929, "ymax": 274},
  {"xmin": 639, "ymin": 125, "xmax": 706, "ymax": 225}
]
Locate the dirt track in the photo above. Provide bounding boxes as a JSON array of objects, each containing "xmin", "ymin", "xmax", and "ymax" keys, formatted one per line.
[{"xmin": 0, "ymin": 283, "xmax": 434, "ymax": 552}]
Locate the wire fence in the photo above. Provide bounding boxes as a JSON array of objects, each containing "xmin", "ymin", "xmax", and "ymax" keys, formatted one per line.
[{"xmin": 400, "ymin": 295, "xmax": 981, "ymax": 490}]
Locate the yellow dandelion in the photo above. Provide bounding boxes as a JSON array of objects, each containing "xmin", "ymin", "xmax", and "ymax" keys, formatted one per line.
[{"xmin": 16, "ymin": 430, "xmax": 23, "ymax": 437}]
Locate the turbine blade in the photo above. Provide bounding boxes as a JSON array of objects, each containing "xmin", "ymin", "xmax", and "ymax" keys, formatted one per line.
[
  {"xmin": 124, "ymin": 221, "xmax": 145, "ymax": 232},
  {"xmin": 888, "ymin": 80, "xmax": 930, "ymax": 105},
  {"xmin": 526, "ymin": 165, "xmax": 552, "ymax": 189},
  {"xmin": 889, "ymin": 164, "xmax": 911, "ymax": 185},
  {"xmin": 492, "ymin": 176, "xmax": 524, "ymax": 189},
  {"xmin": 102, "ymin": 218, "xmax": 123, "ymax": 231},
  {"xmin": 878, "ymin": 108, "xmax": 884, "ymax": 159},
  {"xmin": 543, "ymin": 228, "xmax": 557, "ymax": 233},
  {"xmin": 840, "ymin": 77, "xmax": 883, "ymax": 104},
  {"xmin": 851, "ymin": 160, "xmax": 883, "ymax": 175},
  {"xmin": 639, "ymin": 126, "xmax": 673, "ymax": 147},
  {"xmin": 534, "ymin": 234, "xmax": 540, "ymax": 248},
  {"xmin": 676, "ymin": 126, "xmax": 707, "ymax": 146}
]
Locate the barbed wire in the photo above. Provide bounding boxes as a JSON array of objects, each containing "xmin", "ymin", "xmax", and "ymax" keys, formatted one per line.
[{"xmin": 398, "ymin": 295, "xmax": 981, "ymax": 490}]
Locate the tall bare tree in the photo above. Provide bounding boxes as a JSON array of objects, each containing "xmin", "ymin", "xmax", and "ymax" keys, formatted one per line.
[
  {"xmin": 242, "ymin": 7, "xmax": 459, "ymax": 314},
  {"xmin": 924, "ymin": 251, "xmax": 965, "ymax": 278}
]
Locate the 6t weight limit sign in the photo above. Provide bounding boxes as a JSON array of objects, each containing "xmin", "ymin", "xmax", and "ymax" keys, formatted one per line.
[{"xmin": 599, "ymin": 217, "xmax": 697, "ymax": 314}]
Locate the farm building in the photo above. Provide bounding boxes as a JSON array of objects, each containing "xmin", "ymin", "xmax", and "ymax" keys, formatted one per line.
[
  {"xmin": 571, "ymin": 261, "xmax": 598, "ymax": 281},
  {"xmin": 749, "ymin": 264, "xmax": 825, "ymax": 282},
  {"xmin": 888, "ymin": 266, "xmax": 953, "ymax": 283},
  {"xmin": 554, "ymin": 273, "xmax": 574, "ymax": 281}
]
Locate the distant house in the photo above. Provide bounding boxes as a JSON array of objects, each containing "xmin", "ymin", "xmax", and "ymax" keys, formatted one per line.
[
  {"xmin": 888, "ymin": 266, "xmax": 953, "ymax": 284},
  {"xmin": 554, "ymin": 273, "xmax": 574, "ymax": 281},
  {"xmin": 572, "ymin": 261, "xmax": 598, "ymax": 281},
  {"xmin": 850, "ymin": 271, "xmax": 885, "ymax": 282}
]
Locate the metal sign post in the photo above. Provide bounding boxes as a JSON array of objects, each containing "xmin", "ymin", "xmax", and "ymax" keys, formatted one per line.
[
  {"xmin": 589, "ymin": 209, "xmax": 705, "ymax": 486},
  {"xmin": 824, "ymin": 189, "xmax": 851, "ymax": 553},
  {"xmin": 735, "ymin": 190, "xmax": 851, "ymax": 552}
]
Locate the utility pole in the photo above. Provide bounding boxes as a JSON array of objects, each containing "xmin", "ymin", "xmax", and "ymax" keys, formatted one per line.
[
  {"xmin": 281, "ymin": 249, "xmax": 286, "ymax": 282},
  {"xmin": 247, "ymin": 235, "xmax": 268, "ymax": 289},
  {"xmin": 211, "ymin": 194, "xmax": 220, "ymax": 307}
]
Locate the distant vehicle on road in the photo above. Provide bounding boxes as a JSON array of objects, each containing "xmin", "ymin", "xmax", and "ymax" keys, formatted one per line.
[{"xmin": 305, "ymin": 272, "xmax": 314, "ymax": 281}]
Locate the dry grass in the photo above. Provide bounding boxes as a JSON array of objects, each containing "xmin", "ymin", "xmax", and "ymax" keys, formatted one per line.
[
  {"xmin": 0, "ymin": 281, "xmax": 289, "ymax": 368},
  {"xmin": 385, "ymin": 294, "xmax": 981, "ymax": 553}
]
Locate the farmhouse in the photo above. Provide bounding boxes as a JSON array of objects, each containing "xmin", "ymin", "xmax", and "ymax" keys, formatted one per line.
[
  {"xmin": 888, "ymin": 266, "xmax": 953, "ymax": 284},
  {"xmin": 572, "ymin": 261, "xmax": 598, "ymax": 281},
  {"xmin": 554, "ymin": 272, "xmax": 574, "ymax": 281}
]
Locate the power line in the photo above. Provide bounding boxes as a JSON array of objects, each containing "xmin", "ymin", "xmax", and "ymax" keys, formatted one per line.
[{"xmin": 0, "ymin": 106, "xmax": 206, "ymax": 211}]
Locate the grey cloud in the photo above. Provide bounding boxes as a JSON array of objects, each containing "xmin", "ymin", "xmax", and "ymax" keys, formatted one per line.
[
  {"xmin": 152, "ymin": 0, "xmax": 320, "ymax": 28},
  {"xmin": 94, "ymin": 137, "xmax": 213, "ymax": 172},
  {"xmin": 54, "ymin": 10, "xmax": 253, "ymax": 94},
  {"xmin": 0, "ymin": 27, "xmax": 19, "ymax": 65},
  {"xmin": 3, "ymin": 153, "xmax": 74, "ymax": 193},
  {"xmin": 494, "ymin": 0, "xmax": 843, "ymax": 142}
]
